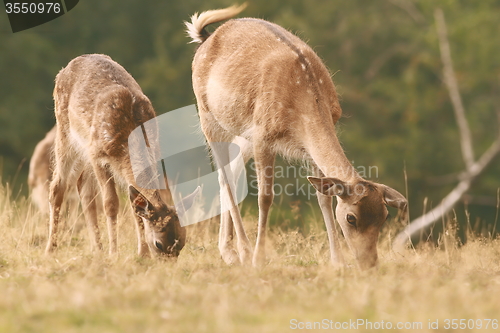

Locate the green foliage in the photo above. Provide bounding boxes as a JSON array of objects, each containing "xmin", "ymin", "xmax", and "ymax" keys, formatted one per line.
[{"xmin": 0, "ymin": 0, "xmax": 498, "ymax": 228}]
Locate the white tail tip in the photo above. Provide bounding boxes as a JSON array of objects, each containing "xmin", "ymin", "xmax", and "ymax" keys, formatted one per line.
[{"xmin": 184, "ymin": 3, "xmax": 248, "ymax": 44}]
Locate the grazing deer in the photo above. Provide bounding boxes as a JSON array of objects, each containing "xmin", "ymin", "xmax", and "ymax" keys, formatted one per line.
[
  {"xmin": 29, "ymin": 126, "xmax": 57, "ymax": 215},
  {"xmin": 29, "ymin": 126, "xmax": 81, "ymax": 215},
  {"xmin": 186, "ymin": 4, "xmax": 407, "ymax": 269},
  {"xmin": 46, "ymin": 54, "xmax": 194, "ymax": 256}
]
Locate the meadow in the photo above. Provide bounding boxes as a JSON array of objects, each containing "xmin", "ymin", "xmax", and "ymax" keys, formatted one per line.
[{"xmin": 1, "ymin": 181, "xmax": 499, "ymax": 333}]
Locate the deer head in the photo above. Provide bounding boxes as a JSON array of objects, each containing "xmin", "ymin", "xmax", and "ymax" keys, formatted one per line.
[
  {"xmin": 129, "ymin": 185, "xmax": 200, "ymax": 256},
  {"xmin": 308, "ymin": 177, "xmax": 407, "ymax": 269}
]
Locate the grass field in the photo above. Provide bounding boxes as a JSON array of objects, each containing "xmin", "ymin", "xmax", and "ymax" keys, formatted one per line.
[{"xmin": 1, "ymin": 181, "xmax": 500, "ymax": 333}]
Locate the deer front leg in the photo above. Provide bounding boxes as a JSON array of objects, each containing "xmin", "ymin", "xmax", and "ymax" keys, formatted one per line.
[
  {"xmin": 252, "ymin": 143, "xmax": 275, "ymax": 267},
  {"xmin": 92, "ymin": 164, "xmax": 119, "ymax": 255},
  {"xmin": 133, "ymin": 215, "xmax": 150, "ymax": 256},
  {"xmin": 313, "ymin": 167, "xmax": 345, "ymax": 267}
]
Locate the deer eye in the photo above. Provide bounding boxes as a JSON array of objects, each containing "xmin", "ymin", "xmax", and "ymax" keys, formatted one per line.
[
  {"xmin": 155, "ymin": 241, "xmax": 164, "ymax": 252},
  {"xmin": 346, "ymin": 214, "xmax": 357, "ymax": 226}
]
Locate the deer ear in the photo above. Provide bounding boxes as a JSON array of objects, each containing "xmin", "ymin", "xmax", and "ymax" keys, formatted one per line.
[
  {"xmin": 307, "ymin": 176, "xmax": 347, "ymax": 197},
  {"xmin": 129, "ymin": 185, "xmax": 151, "ymax": 217},
  {"xmin": 381, "ymin": 185, "xmax": 407, "ymax": 210}
]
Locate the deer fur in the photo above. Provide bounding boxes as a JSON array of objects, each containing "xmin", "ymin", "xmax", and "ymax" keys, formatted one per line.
[
  {"xmin": 29, "ymin": 126, "xmax": 82, "ymax": 216},
  {"xmin": 46, "ymin": 54, "xmax": 189, "ymax": 256},
  {"xmin": 29, "ymin": 126, "xmax": 58, "ymax": 215},
  {"xmin": 186, "ymin": 5, "xmax": 407, "ymax": 269}
]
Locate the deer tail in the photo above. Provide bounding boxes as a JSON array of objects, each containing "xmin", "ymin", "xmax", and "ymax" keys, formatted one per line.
[{"xmin": 185, "ymin": 3, "xmax": 247, "ymax": 44}]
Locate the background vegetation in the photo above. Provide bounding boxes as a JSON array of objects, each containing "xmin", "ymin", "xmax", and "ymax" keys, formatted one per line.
[{"xmin": 1, "ymin": 1, "xmax": 499, "ymax": 236}]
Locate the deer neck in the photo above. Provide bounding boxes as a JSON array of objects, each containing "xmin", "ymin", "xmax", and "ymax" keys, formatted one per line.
[{"xmin": 304, "ymin": 124, "xmax": 362, "ymax": 184}]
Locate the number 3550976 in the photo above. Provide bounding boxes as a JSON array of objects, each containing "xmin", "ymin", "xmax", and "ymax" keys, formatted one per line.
[{"xmin": 5, "ymin": 2, "xmax": 61, "ymax": 14}]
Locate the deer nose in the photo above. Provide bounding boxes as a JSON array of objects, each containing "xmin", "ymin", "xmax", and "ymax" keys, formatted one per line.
[{"xmin": 155, "ymin": 241, "xmax": 164, "ymax": 252}]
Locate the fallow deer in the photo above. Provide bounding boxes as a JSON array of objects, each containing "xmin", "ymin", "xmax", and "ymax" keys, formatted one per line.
[
  {"xmin": 186, "ymin": 5, "xmax": 407, "ymax": 269},
  {"xmin": 46, "ymin": 54, "xmax": 194, "ymax": 256},
  {"xmin": 29, "ymin": 126, "xmax": 80, "ymax": 215},
  {"xmin": 29, "ymin": 126, "xmax": 57, "ymax": 215}
]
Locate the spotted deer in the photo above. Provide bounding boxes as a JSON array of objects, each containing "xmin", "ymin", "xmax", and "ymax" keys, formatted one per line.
[
  {"xmin": 186, "ymin": 5, "xmax": 407, "ymax": 269},
  {"xmin": 29, "ymin": 126, "xmax": 81, "ymax": 215},
  {"xmin": 29, "ymin": 126, "xmax": 58, "ymax": 215},
  {"xmin": 46, "ymin": 54, "xmax": 195, "ymax": 256}
]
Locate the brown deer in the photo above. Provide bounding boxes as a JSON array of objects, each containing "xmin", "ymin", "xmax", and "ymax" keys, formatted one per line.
[
  {"xmin": 29, "ymin": 126, "xmax": 57, "ymax": 215},
  {"xmin": 186, "ymin": 5, "xmax": 407, "ymax": 269},
  {"xmin": 46, "ymin": 54, "xmax": 195, "ymax": 256},
  {"xmin": 29, "ymin": 126, "xmax": 81, "ymax": 216}
]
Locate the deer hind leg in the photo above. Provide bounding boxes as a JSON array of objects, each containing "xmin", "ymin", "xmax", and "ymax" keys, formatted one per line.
[
  {"xmin": 216, "ymin": 147, "xmax": 253, "ymax": 265},
  {"xmin": 46, "ymin": 135, "xmax": 83, "ymax": 254},
  {"xmin": 91, "ymin": 163, "xmax": 119, "ymax": 255},
  {"xmin": 77, "ymin": 168, "xmax": 103, "ymax": 252},
  {"xmin": 199, "ymin": 112, "xmax": 252, "ymax": 265},
  {"xmin": 252, "ymin": 138, "xmax": 275, "ymax": 267},
  {"xmin": 46, "ymin": 172, "xmax": 66, "ymax": 254},
  {"xmin": 218, "ymin": 136, "xmax": 253, "ymax": 265},
  {"xmin": 218, "ymin": 210, "xmax": 238, "ymax": 264},
  {"xmin": 312, "ymin": 165, "xmax": 345, "ymax": 267}
]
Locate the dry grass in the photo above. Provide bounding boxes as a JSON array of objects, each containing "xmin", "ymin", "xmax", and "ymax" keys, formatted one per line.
[{"xmin": 1, "ymin": 182, "xmax": 500, "ymax": 333}]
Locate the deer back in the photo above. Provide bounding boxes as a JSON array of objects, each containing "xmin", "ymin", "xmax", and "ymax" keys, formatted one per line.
[
  {"xmin": 192, "ymin": 19, "xmax": 343, "ymax": 143},
  {"xmin": 54, "ymin": 54, "xmax": 157, "ymax": 187}
]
